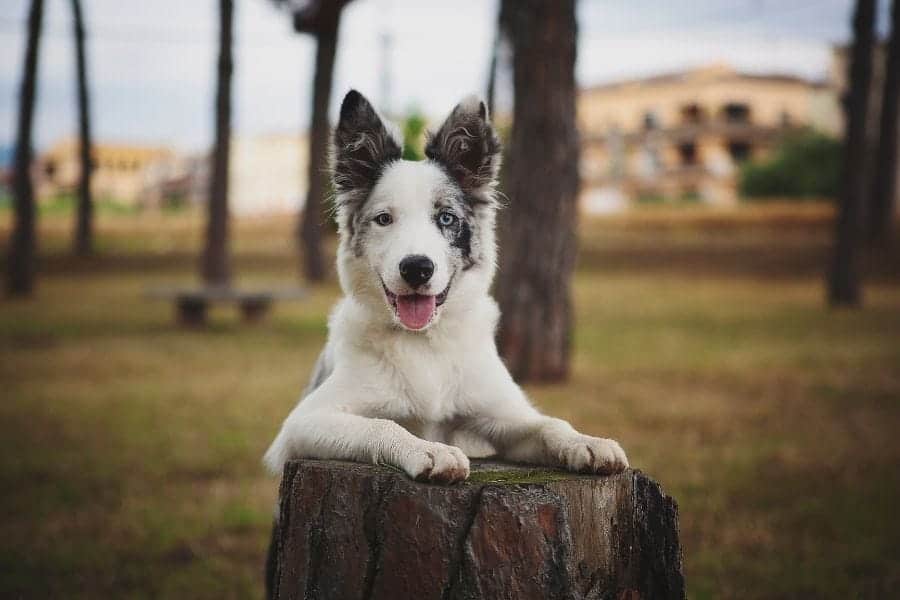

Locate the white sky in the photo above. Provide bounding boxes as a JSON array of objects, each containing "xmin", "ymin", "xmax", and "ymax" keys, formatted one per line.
[{"xmin": 0, "ymin": 0, "xmax": 890, "ymax": 152}]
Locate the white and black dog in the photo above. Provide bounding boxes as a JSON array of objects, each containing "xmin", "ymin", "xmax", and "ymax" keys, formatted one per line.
[{"xmin": 264, "ymin": 90, "xmax": 628, "ymax": 484}]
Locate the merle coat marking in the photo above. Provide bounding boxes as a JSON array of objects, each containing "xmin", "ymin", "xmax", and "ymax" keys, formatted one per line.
[{"xmin": 264, "ymin": 90, "xmax": 628, "ymax": 483}]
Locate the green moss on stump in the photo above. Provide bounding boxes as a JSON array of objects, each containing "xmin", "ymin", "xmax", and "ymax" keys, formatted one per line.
[{"xmin": 465, "ymin": 468, "xmax": 572, "ymax": 485}]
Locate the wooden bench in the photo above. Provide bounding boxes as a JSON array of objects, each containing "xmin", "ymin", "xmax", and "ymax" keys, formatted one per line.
[{"xmin": 147, "ymin": 286, "xmax": 307, "ymax": 325}]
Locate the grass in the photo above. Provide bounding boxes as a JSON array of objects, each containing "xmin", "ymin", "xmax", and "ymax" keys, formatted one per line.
[
  {"xmin": 1, "ymin": 206, "xmax": 899, "ymax": 598},
  {"xmin": 0, "ymin": 193, "xmax": 146, "ymax": 217}
]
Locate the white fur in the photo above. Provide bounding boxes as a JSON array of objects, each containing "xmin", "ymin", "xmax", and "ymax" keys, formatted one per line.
[{"xmin": 264, "ymin": 96, "xmax": 628, "ymax": 483}]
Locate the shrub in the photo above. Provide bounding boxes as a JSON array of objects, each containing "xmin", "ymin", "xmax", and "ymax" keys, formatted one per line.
[
  {"xmin": 402, "ymin": 111, "xmax": 427, "ymax": 161},
  {"xmin": 739, "ymin": 130, "xmax": 841, "ymax": 201}
]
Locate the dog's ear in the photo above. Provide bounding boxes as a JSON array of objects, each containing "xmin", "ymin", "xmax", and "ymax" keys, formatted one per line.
[
  {"xmin": 425, "ymin": 96, "xmax": 501, "ymax": 195},
  {"xmin": 333, "ymin": 90, "xmax": 402, "ymax": 201}
]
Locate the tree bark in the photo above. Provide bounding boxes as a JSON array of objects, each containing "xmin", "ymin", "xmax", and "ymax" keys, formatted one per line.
[
  {"xmin": 6, "ymin": 0, "xmax": 44, "ymax": 297},
  {"xmin": 828, "ymin": 0, "xmax": 876, "ymax": 306},
  {"xmin": 868, "ymin": 0, "xmax": 900, "ymax": 243},
  {"xmin": 298, "ymin": 2, "xmax": 343, "ymax": 282},
  {"xmin": 71, "ymin": 0, "xmax": 93, "ymax": 257},
  {"xmin": 202, "ymin": 0, "xmax": 234, "ymax": 287},
  {"xmin": 496, "ymin": 0, "xmax": 580, "ymax": 381},
  {"xmin": 269, "ymin": 460, "xmax": 684, "ymax": 600}
]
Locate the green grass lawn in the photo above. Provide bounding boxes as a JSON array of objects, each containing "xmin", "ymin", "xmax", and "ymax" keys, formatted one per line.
[{"xmin": 1, "ymin": 208, "xmax": 899, "ymax": 598}]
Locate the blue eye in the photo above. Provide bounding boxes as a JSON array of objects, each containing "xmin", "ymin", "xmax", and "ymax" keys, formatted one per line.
[
  {"xmin": 374, "ymin": 213, "xmax": 393, "ymax": 226},
  {"xmin": 438, "ymin": 212, "xmax": 457, "ymax": 227}
]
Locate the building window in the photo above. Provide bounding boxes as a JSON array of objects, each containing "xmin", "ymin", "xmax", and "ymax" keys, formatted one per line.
[
  {"xmin": 681, "ymin": 104, "xmax": 705, "ymax": 124},
  {"xmin": 643, "ymin": 110, "xmax": 660, "ymax": 131},
  {"xmin": 780, "ymin": 110, "xmax": 793, "ymax": 127},
  {"xmin": 722, "ymin": 103, "xmax": 751, "ymax": 123},
  {"xmin": 727, "ymin": 141, "xmax": 752, "ymax": 163},
  {"xmin": 678, "ymin": 142, "xmax": 698, "ymax": 166}
]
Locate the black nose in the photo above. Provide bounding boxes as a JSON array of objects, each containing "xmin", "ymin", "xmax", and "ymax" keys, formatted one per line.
[{"xmin": 399, "ymin": 255, "xmax": 435, "ymax": 288}]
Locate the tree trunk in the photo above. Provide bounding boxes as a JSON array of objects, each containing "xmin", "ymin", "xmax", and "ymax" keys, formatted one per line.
[
  {"xmin": 298, "ymin": 3, "xmax": 343, "ymax": 283},
  {"xmin": 71, "ymin": 0, "xmax": 93, "ymax": 257},
  {"xmin": 485, "ymin": 24, "xmax": 499, "ymax": 119},
  {"xmin": 202, "ymin": 0, "xmax": 234, "ymax": 287},
  {"xmin": 828, "ymin": 0, "xmax": 876, "ymax": 306},
  {"xmin": 868, "ymin": 0, "xmax": 900, "ymax": 243},
  {"xmin": 6, "ymin": 0, "xmax": 44, "ymax": 297},
  {"xmin": 269, "ymin": 460, "xmax": 684, "ymax": 600},
  {"xmin": 496, "ymin": 0, "xmax": 580, "ymax": 381}
]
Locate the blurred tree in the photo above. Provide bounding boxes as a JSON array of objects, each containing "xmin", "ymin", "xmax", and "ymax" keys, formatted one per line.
[
  {"xmin": 829, "ymin": 0, "xmax": 875, "ymax": 307},
  {"xmin": 739, "ymin": 130, "xmax": 842, "ymax": 200},
  {"xmin": 71, "ymin": 0, "xmax": 94, "ymax": 257},
  {"xmin": 273, "ymin": 0, "xmax": 354, "ymax": 282},
  {"xmin": 401, "ymin": 110, "xmax": 426, "ymax": 161},
  {"xmin": 6, "ymin": 0, "xmax": 44, "ymax": 296},
  {"xmin": 868, "ymin": 0, "xmax": 899, "ymax": 243},
  {"xmin": 202, "ymin": 0, "xmax": 234, "ymax": 286},
  {"xmin": 485, "ymin": 19, "xmax": 500, "ymax": 118},
  {"xmin": 496, "ymin": 0, "xmax": 579, "ymax": 382}
]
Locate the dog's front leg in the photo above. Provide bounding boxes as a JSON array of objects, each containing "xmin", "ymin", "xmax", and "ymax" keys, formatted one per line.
[
  {"xmin": 476, "ymin": 413, "xmax": 629, "ymax": 475},
  {"xmin": 264, "ymin": 379, "xmax": 469, "ymax": 483},
  {"xmin": 463, "ymin": 358, "xmax": 628, "ymax": 474}
]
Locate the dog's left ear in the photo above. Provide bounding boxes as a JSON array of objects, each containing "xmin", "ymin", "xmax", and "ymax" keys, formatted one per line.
[{"xmin": 425, "ymin": 96, "xmax": 501, "ymax": 195}]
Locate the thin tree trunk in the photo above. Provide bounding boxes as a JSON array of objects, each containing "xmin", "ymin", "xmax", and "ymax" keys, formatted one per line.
[
  {"xmin": 202, "ymin": 0, "xmax": 233, "ymax": 287},
  {"xmin": 71, "ymin": 0, "xmax": 93, "ymax": 256},
  {"xmin": 496, "ymin": 0, "xmax": 580, "ymax": 382},
  {"xmin": 6, "ymin": 0, "xmax": 44, "ymax": 297},
  {"xmin": 485, "ymin": 24, "xmax": 499, "ymax": 119},
  {"xmin": 299, "ymin": 4, "xmax": 342, "ymax": 282},
  {"xmin": 868, "ymin": 0, "xmax": 900, "ymax": 243},
  {"xmin": 828, "ymin": 0, "xmax": 876, "ymax": 307}
]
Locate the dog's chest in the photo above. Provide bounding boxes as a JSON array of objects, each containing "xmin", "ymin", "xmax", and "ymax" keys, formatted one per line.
[{"xmin": 380, "ymin": 336, "xmax": 463, "ymax": 423}]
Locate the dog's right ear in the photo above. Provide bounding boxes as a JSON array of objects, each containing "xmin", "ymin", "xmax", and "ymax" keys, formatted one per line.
[{"xmin": 332, "ymin": 90, "xmax": 402, "ymax": 202}]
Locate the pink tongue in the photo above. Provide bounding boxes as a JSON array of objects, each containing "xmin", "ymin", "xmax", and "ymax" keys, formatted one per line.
[{"xmin": 396, "ymin": 294, "xmax": 437, "ymax": 330}]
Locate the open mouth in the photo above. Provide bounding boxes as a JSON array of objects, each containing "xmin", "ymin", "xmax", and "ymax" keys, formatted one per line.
[{"xmin": 382, "ymin": 279, "xmax": 451, "ymax": 330}]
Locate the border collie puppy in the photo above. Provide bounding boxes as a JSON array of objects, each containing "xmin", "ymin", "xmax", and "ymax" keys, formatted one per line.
[{"xmin": 264, "ymin": 90, "xmax": 628, "ymax": 483}]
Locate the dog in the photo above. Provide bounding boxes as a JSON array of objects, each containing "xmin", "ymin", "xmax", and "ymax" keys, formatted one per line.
[{"xmin": 263, "ymin": 90, "xmax": 628, "ymax": 484}]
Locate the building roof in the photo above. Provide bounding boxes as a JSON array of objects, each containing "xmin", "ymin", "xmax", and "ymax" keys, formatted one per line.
[{"xmin": 581, "ymin": 64, "xmax": 830, "ymax": 94}]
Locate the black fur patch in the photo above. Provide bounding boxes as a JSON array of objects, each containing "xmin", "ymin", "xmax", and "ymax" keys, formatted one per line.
[
  {"xmin": 453, "ymin": 219, "xmax": 474, "ymax": 269},
  {"xmin": 434, "ymin": 185, "xmax": 479, "ymax": 270}
]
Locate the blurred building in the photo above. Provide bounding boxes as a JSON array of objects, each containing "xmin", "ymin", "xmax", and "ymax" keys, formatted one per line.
[
  {"xmin": 228, "ymin": 133, "xmax": 308, "ymax": 216},
  {"xmin": 37, "ymin": 139, "xmax": 175, "ymax": 205},
  {"xmin": 578, "ymin": 64, "xmax": 841, "ymax": 208},
  {"xmin": 37, "ymin": 133, "xmax": 310, "ymax": 215},
  {"xmin": 138, "ymin": 152, "xmax": 205, "ymax": 209}
]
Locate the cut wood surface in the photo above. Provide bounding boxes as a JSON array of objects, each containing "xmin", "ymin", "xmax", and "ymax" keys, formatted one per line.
[{"xmin": 270, "ymin": 459, "xmax": 684, "ymax": 600}]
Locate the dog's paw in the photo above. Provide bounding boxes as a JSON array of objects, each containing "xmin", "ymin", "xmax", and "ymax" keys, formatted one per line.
[
  {"xmin": 403, "ymin": 442, "xmax": 470, "ymax": 484},
  {"xmin": 558, "ymin": 435, "xmax": 629, "ymax": 475}
]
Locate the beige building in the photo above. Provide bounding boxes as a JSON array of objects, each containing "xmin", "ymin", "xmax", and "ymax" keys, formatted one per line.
[
  {"xmin": 577, "ymin": 64, "xmax": 841, "ymax": 208},
  {"xmin": 228, "ymin": 133, "xmax": 309, "ymax": 216},
  {"xmin": 145, "ymin": 133, "xmax": 311, "ymax": 215},
  {"xmin": 38, "ymin": 133, "xmax": 311, "ymax": 215},
  {"xmin": 38, "ymin": 139, "xmax": 174, "ymax": 205}
]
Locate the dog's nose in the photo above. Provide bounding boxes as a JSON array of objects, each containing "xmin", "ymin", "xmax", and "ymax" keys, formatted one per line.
[{"xmin": 399, "ymin": 255, "xmax": 435, "ymax": 288}]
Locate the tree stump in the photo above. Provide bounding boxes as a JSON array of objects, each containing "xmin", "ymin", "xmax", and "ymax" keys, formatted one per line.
[{"xmin": 270, "ymin": 459, "xmax": 684, "ymax": 600}]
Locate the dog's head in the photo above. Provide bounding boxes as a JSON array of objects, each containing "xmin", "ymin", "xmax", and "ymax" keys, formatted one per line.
[{"xmin": 331, "ymin": 90, "xmax": 501, "ymax": 332}]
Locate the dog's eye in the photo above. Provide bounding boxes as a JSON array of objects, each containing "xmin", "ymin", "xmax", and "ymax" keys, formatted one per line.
[
  {"xmin": 374, "ymin": 213, "xmax": 393, "ymax": 226},
  {"xmin": 438, "ymin": 212, "xmax": 457, "ymax": 227}
]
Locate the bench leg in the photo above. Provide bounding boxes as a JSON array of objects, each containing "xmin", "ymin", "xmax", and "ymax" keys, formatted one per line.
[
  {"xmin": 177, "ymin": 298, "xmax": 208, "ymax": 326},
  {"xmin": 240, "ymin": 299, "xmax": 271, "ymax": 323}
]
